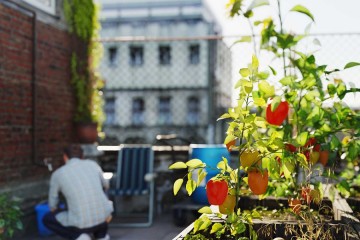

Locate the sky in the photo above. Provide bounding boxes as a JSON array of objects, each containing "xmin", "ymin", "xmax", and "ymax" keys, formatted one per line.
[
  {"xmin": 204, "ymin": 0, "xmax": 360, "ymax": 108},
  {"xmin": 205, "ymin": 0, "xmax": 360, "ymax": 35}
]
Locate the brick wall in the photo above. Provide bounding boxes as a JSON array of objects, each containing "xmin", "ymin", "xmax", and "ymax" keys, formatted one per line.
[{"xmin": 0, "ymin": 3, "xmax": 83, "ymax": 187}]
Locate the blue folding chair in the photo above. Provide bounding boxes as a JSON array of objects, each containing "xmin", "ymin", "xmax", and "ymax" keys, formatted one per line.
[{"xmin": 108, "ymin": 144, "xmax": 155, "ymax": 227}]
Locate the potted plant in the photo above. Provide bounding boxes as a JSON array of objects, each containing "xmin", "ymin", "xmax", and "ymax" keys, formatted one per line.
[
  {"xmin": 0, "ymin": 194, "xmax": 23, "ymax": 239},
  {"xmin": 64, "ymin": 0, "xmax": 105, "ymax": 143},
  {"xmin": 170, "ymin": 0, "xmax": 360, "ymax": 239}
]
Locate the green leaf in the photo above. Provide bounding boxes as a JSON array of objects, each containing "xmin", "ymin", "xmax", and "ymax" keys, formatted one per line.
[
  {"xmin": 211, "ymin": 222, "xmax": 224, "ymax": 234},
  {"xmin": 224, "ymin": 134, "xmax": 236, "ymax": 146},
  {"xmin": 296, "ymin": 132, "xmax": 309, "ymax": 146},
  {"xmin": 197, "ymin": 171, "xmax": 207, "ymax": 186},
  {"xmin": 16, "ymin": 220, "xmax": 23, "ymax": 230},
  {"xmin": 247, "ymin": 0, "xmax": 269, "ymax": 11},
  {"xmin": 337, "ymin": 180, "xmax": 350, "ymax": 198},
  {"xmin": 169, "ymin": 162, "xmax": 187, "ymax": 169},
  {"xmin": 199, "ymin": 217, "xmax": 212, "ymax": 231},
  {"xmin": 297, "ymin": 153, "xmax": 309, "ymax": 168},
  {"xmin": 283, "ymin": 161, "xmax": 294, "ymax": 179},
  {"xmin": 306, "ymin": 55, "xmax": 315, "ymax": 64},
  {"xmin": 217, "ymin": 161, "xmax": 226, "ymax": 171},
  {"xmin": 304, "ymin": 90, "xmax": 320, "ymax": 101},
  {"xmin": 233, "ymin": 36, "xmax": 252, "ymax": 45},
  {"xmin": 198, "ymin": 206, "xmax": 213, "ymax": 214},
  {"xmin": 252, "ymin": 91, "xmax": 266, "ymax": 106},
  {"xmin": 330, "ymin": 135, "xmax": 341, "ymax": 150},
  {"xmin": 227, "ymin": 0, "xmax": 243, "ymax": 17},
  {"xmin": 234, "ymin": 79, "xmax": 242, "ymax": 89},
  {"xmin": 344, "ymin": 62, "xmax": 360, "ymax": 69},
  {"xmin": 290, "ymin": 5, "xmax": 314, "ymax": 22},
  {"xmin": 241, "ymin": 79, "xmax": 253, "ymax": 94},
  {"xmin": 259, "ymin": 80, "xmax": 275, "ymax": 98},
  {"xmin": 173, "ymin": 179, "xmax": 183, "ymax": 195},
  {"xmin": 319, "ymin": 124, "xmax": 331, "ymax": 133},
  {"xmin": 186, "ymin": 159, "xmax": 204, "ymax": 168},
  {"xmin": 254, "ymin": 116, "xmax": 267, "ymax": 128},
  {"xmin": 186, "ymin": 179, "xmax": 197, "ymax": 196},
  {"xmin": 270, "ymin": 96, "xmax": 281, "ymax": 112},
  {"xmin": 279, "ymin": 76, "xmax": 293, "ymax": 86},
  {"xmin": 268, "ymin": 65, "xmax": 277, "ymax": 75},
  {"xmin": 257, "ymin": 71, "xmax": 269, "ymax": 80},
  {"xmin": 244, "ymin": 10, "xmax": 253, "ymax": 18},
  {"xmin": 251, "ymin": 209, "xmax": 262, "ymax": 218},
  {"xmin": 327, "ymin": 84, "xmax": 336, "ymax": 97},
  {"xmin": 240, "ymin": 68, "xmax": 250, "ymax": 77},
  {"xmin": 232, "ymin": 222, "xmax": 247, "ymax": 235},
  {"xmin": 337, "ymin": 82, "xmax": 347, "ymax": 99},
  {"xmin": 348, "ymin": 142, "xmax": 359, "ymax": 160},
  {"xmin": 193, "ymin": 218, "xmax": 203, "ymax": 233},
  {"xmin": 217, "ymin": 112, "xmax": 231, "ymax": 120}
]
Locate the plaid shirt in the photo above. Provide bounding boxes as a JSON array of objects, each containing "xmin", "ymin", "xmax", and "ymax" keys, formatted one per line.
[{"xmin": 48, "ymin": 158, "xmax": 113, "ymax": 228}]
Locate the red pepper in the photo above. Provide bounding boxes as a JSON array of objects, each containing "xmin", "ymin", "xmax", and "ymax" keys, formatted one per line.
[
  {"xmin": 266, "ymin": 100, "xmax": 289, "ymax": 126},
  {"xmin": 285, "ymin": 143, "xmax": 297, "ymax": 153},
  {"xmin": 206, "ymin": 179, "xmax": 228, "ymax": 205}
]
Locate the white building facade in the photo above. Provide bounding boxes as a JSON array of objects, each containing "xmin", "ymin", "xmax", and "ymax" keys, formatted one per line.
[{"xmin": 99, "ymin": 0, "xmax": 232, "ymax": 144}]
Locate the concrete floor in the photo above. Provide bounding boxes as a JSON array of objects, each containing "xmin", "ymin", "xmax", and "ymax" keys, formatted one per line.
[{"xmin": 18, "ymin": 212, "xmax": 186, "ymax": 240}]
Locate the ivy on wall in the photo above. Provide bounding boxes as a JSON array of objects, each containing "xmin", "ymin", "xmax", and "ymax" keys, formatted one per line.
[{"xmin": 64, "ymin": 0, "xmax": 104, "ymax": 127}]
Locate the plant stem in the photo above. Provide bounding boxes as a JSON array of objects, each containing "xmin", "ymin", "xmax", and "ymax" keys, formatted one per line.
[
  {"xmin": 277, "ymin": 0, "xmax": 287, "ymax": 77},
  {"xmin": 235, "ymin": 96, "xmax": 250, "ymax": 211},
  {"xmin": 246, "ymin": 17, "xmax": 258, "ymax": 56}
]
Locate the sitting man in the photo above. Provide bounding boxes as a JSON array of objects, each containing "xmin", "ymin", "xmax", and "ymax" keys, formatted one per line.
[{"xmin": 43, "ymin": 144, "xmax": 113, "ymax": 240}]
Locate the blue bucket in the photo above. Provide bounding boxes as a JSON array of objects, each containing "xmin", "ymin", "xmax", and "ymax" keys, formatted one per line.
[
  {"xmin": 35, "ymin": 202, "xmax": 53, "ymax": 236},
  {"xmin": 189, "ymin": 144, "xmax": 231, "ymax": 204}
]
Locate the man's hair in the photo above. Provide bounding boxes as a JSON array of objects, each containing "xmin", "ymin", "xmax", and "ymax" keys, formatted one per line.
[{"xmin": 63, "ymin": 144, "xmax": 84, "ymax": 159}]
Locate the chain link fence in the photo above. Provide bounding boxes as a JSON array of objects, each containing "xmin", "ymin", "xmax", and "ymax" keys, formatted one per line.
[
  {"xmin": 99, "ymin": 36, "xmax": 232, "ymax": 144},
  {"xmin": 98, "ymin": 33, "xmax": 360, "ymax": 145},
  {"xmin": 227, "ymin": 32, "xmax": 360, "ymax": 109}
]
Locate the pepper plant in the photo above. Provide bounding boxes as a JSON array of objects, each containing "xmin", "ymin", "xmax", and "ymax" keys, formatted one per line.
[{"xmin": 170, "ymin": 0, "xmax": 360, "ymax": 238}]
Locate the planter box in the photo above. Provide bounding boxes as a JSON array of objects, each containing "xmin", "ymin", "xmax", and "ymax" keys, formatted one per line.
[
  {"xmin": 173, "ymin": 215, "xmax": 358, "ymax": 240},
  {"xmin": 172, "ymin": 195, "xmax": 360, "ymax": 240}
]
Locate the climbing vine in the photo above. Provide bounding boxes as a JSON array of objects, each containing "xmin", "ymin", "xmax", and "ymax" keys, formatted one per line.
[{"xmin": 64, "ymin": 0, "xmax": 104, "ymax": 127}]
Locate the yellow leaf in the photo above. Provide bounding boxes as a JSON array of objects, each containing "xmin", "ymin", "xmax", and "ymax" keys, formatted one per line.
[
  {"xmin": 197, "ymin": 171, "xmax": 207, "ymax": 186},
  {"xmin": 169, "ymin": 162, "xmax": 187, "ymax": 169},
  {"xmin": 258, "ymin": 80, "xmax": 275, "ymax": 97},
  {"xmin": 254, "ymin": 117, "xmax": 267, "ymax": 128},
  {"xmin": 210, "ymin": 222, "xmax": 223, "ymax": 234},
  {"xmin": 240, "ymin": 79, "xmax": 253, "ymax": 94},
  {"xmin": 240, "ymin": 68, "xmax": 250, "ymax": 77},
  {"xmin": 283, "ymin": 162, "xmax": 294, "ymax": 179},
  {"xmin": 186, "ymin": 179, "xmax": 197, "ymax": 196},
  {"xmin": 252, "ymin": 55, "xmax": 259, "ymax": 69},
  {"xmin": 198, "ymin": 206, "xmax": 213, "ymax": 214},
  {"xmin": 173, "ymin": 179, "xmax": 183, "ymax": 195},
  {"xmin": 186, "ymin": 159, "xmax": 204, "ymax": 168}
]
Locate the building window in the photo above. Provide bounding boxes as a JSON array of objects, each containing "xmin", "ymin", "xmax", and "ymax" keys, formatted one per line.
[
  {"xmin": 187, "ymin": 97, "xmax": 200, "ymax": 125},
  {"xmin": 158, "ymin": 97, "xmax": 172, "ymax": 125},
  {"xmin": 189, "ymin": 44, "xmax": 200, "ymax": 65},
  {"xmin": 24, "ymin": 0, "xmax": 56, "ymax": 15},
  {"xmin": 129, "ymin": 46, "xmax": 144, "ymax": 66},
  {"xmin": 108, "ymin": 47, "xmax": 118, "ymax": 66},
  {"xmin": 105, "ymin": 98, "xmax": 116, "ymax": 125},
  {"xmin": 159, "ymin": 45, "xmax": 171, "ymax": 65},
  {"xmin": 132, "ymin": 98, "xmax": 145, "ymax": 125}
]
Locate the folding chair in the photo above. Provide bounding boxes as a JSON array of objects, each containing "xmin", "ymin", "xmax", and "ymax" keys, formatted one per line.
[{"xmin": 108, "ymin": 144, "xmax": 155, "ymax": 227}]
